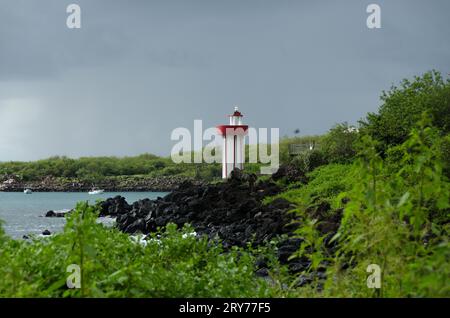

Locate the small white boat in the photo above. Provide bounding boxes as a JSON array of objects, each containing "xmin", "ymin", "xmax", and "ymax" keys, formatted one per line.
[
  {"xmin": 24, "ymin": 189, "xmax": 32, "ymax": 194},
  {"xmin": 88, "ymin": 189, "xmax": 105, "ymax": 195}
]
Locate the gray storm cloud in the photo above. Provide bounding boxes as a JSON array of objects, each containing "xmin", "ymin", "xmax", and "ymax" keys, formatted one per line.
[{"xmin": 0, "ymin": 0, "xmax": 449, "ymax": 161}]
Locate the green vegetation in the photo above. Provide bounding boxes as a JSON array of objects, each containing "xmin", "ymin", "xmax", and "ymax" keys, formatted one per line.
[
  {"xmin": 260, "ymin": 114, "xmax": 449, "ymax": 297},
  {"xmin": 0, "ymin": 154, "xmax": 166, "ymax": 181},
  {"xmin": 361, "ymin": 70, "xmax": 450, "ymax": 153},
  {"xmin": 0, "ymin": 203, "xmax": 293, "ymax": 297},
  {"xmin": 320, "ymin": 123, "xmax": 358, "ymax": 164},
  {"xmin": 268, "ymin": 71, "xmax": 450, "ymax": 297},
  {"xmin": 0, "ymin": 155, "xmax": 227, "ymax": 182},
  {"xmin": 265, "ymin": 163, "xmax": 352, "ymax": 208},
  {"xmin": 0, "ymin": 152, "xmax": 267, "ymax": 182},
  {"xmin": 0, "ymin": 71, "xmax": 449, "ymax": 297},
  {"xmin": 323, "ymin": 119, "xmax": 449, "ymax": 297}
]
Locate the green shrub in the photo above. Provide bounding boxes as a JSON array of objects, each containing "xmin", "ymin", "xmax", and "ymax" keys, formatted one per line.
[
  {"xmin": 0, "ymin": 203, "xmax": 293, "ymax": 298},
  {"xmin": 321, "ymin": 123, "xmax": 358, "ymax": 164},
  {"xmin": 0, "ymin": 154, "xmax": 177, "ymax": 181},
  {"xmin": 278, "ymin": 135, "xmax": 322, "ymax": 164},
  {"xmin": 361, "ymin": 70, "xmax": 450, "ymax": 153},
  {"xmin": 321, "ymin": 117, "xmax": 449, "ymax": 297},
  {"xmin": 441, "ymin": 134, "xmax": 450, "ymax": 178},
  {"xmin": 270, "ymin": 115, "xmax": 450, "ymax": 297},
  {"xmin": 291, "ymin": 149, "xmax": 327, "ymax": 174},
  {"xmin": 265, "ymin": 163, "xmax": 352, "ymax": 208}
]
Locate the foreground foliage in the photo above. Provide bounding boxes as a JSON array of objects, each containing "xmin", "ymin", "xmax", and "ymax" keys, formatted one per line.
[
  {"xmin": 0, "ymin": 204, "xmax": 292, "ymax": 297},
  {"xmin": 326, "ymin": 117, "xmax": 449, "ymax": 297},
  {"xmin": 279, "ymin": 116, "xmax": 450, "ymax": 297}
]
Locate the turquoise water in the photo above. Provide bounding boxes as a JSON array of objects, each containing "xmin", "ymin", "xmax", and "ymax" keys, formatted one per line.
[{"xmin": 0, "ymin": 192, "xmax": 168, "ymax": 239}]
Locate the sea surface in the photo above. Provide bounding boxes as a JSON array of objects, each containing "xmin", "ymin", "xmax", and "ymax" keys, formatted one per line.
[{"xmin": 0, "ymin": 192, "xmax": 168, "ymax": 239}]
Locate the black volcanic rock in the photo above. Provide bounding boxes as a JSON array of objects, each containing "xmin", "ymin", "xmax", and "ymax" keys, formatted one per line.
[
  {"xmin": 99, "ymin": 196, "xmax": 132, "ymax": 217},
  {"xmin": 99, "ymin": 170, "xmax": 316, "ymax": 273},
  {"xmin": 45, "ymin": 210, "xmax": 71, "ymax": 217},
  {"xmin": 271, "ymin": 163, "xmax": 307, "ymax": 184},
  {"xmin": 45, "ymin": 210, "xmax": 56, "ymax": 217}
]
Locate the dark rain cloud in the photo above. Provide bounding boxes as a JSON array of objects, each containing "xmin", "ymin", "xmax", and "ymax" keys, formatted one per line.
[{"xmin": 0, "ymin": 0, "xmax": 449, "ymax": 160}]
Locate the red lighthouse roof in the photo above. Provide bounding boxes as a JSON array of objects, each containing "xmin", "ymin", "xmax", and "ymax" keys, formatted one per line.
[
  {"xmin": 217, "ymin": 106, "xmax": 247, "ymax": 135},
  {"xmin": 228, "ymin": 106, "xmax": 243, "ymax": 117},
  {"xmin": 216, "ymin": 125, "xmax": 248, "ymax": 135}
]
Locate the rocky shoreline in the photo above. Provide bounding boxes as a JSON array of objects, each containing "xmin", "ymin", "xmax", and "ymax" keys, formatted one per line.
[
  {"xmin": 97, "ymin": 168, "xmax": 323, "ymax": 276},
  {"xmin": 40, "ymin": 165, "xmax": 340, "ymax": 279},
  {"xmin": 0, "ymin": 175, "xmax": 200, "ymax": 192}
]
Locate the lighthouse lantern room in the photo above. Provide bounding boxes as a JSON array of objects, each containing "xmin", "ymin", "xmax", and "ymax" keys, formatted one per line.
[{"xmin": 217, "ymin": 106, "xmax": 249, "ymax": 179}]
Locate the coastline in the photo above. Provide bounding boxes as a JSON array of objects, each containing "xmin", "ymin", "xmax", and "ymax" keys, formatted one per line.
[{"xmin": 0, "ymin": 175, "xmax": 204, "ymax": 192}]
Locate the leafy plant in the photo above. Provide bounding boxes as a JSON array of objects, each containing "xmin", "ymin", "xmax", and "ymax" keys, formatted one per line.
[
  {"xmin": 361, "ymin": 70, "xmax": 450, "ymax": 153},
  {"xmin": 323, "ymin": 117, "xmax": 450, "ymax": 297},
  {"xmin": 321, "ymin": 122, "xmax": 359, "ymax": 164},
  {"xmin": 0, "ymin": 204, "xmax": 294, "ymax": 298}
]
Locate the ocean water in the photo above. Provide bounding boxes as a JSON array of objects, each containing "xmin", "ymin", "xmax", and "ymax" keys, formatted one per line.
[{"xmin": 0, "ymin": 192, "xmax": 168, "ymax": 239}]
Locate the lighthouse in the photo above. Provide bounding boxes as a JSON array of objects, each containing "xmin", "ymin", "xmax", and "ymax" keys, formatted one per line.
[{"xmin": 217, "ymin": 106, "xmax": 249, "ymax": 179}]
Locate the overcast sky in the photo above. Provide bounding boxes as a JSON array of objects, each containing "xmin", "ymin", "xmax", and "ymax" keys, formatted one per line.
[{"xmin": 0, "ymin": 0, "xmax": 449, "ymax": 161}]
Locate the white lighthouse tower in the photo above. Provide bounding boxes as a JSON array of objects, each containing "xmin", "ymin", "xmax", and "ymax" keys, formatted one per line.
[{"xmin": 217, "ymin": 106, "xmax": 249, "ymax": 179}]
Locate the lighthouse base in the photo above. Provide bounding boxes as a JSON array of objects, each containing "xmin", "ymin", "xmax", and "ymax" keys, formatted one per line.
[{"xmin": 223, "ymin": 163, "xmax": 244, "ymax": 179}]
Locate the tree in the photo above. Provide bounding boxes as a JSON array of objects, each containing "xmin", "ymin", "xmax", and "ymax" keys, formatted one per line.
[
  {"xmin": 321, "ymin": 122, "xmax": 358, "ymax": 164},
  {"xmin": 360, "ymin": 70, "xmax": 450, "ymax": 152}
]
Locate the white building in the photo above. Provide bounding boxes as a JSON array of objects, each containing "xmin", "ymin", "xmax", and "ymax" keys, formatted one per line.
[{"xmin": 216, "ymin": 107, "xmax": 248, "ymax": 178}]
